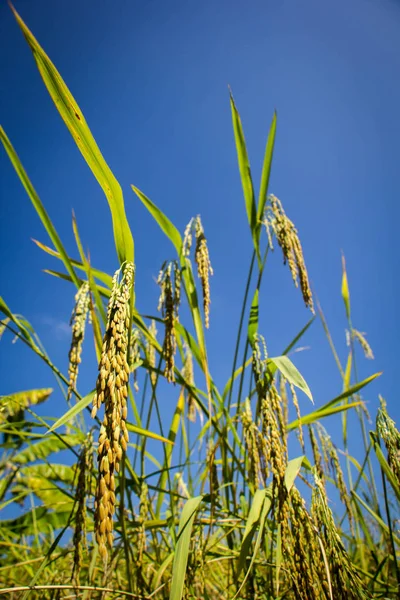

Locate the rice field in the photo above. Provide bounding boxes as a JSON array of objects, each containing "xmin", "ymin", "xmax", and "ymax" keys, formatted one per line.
[{"xmin": 0, "ymin": 6, "xmax": 399, "ymax": 599}]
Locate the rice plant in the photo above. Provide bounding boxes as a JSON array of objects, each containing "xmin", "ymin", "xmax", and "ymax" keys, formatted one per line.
[{"xmin": 0, "ymin": 6, "xmax": 399, "ymax": 599}]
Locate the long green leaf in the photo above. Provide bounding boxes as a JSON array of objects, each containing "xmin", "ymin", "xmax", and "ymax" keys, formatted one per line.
[
  {"xmin": 131, "ymin": 185, "xmax": 182, "ymax": 255},
  {"xmin": 47, "ymin": 391, "xmax": 95, "ymax": 433},
  {"xmin": 0, "ymin": 127, "xmax": 80, "ymax": 288},
  {"xmin": 11, "ymin": 6, "xmax": 134, "ymax": 265},
  {"xmin": 169, "ymin": 495, "xmax": 204, "ymax": 600},
  {"xmin": 230, "ymin": 93, "xmax": 258, "ymax": 261},
  {"xmin": 256, "ymin": 111, "xmax": 277, "ymax": 243},
  {"xmin": 269, "ymin": 355, "xmax": 313, "ymax": 402}
]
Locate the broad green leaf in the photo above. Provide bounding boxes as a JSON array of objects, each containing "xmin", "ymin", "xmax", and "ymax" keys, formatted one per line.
[
  {"xmin": 12, "ymin": 434, "xmax": 81, "ymax": 465},
  {"xmin": 47, "ymin": 391, "xmax": 95, "ymax": 433},
  {"xmin": 0, "ymin": 507, "xmax": 71, "ymax": 537},
  {"xmin": 0, "ymin": 128, "xmax": 80, "ymax": 288},
  {"xmin": 131, "ymin": 185, "xmax": 182, "ymax": 255},
  {"xmin": 169, "ymin": 495, "xmax": 204, "ymax": 600},
  {"xmin": 235, "ymin": 489, "xmax": 271, "ymax": 599},
  {"xmin": 284, "ymin": 456, "xmax": 305, "ymax": 493},
  {"xmin": 269, "ymin": 355, "xmax": 313, "ymax": 402},
  {"xmin": 257, "ymin": 111, "xmax": 277, "ymax": 243},
  {"xmin": 19, "ymin": 463, "xmax": 76, "ymax": 485},
  {"xmin": 15, "ymin": 476, "xmax": 74, "ymax": 509},
  {"xmin": 11, "ymin": 7, "xmax": 134, "ymax": 265},
  {"xmin": 230, "ymin": 93, "xmax": 258, "ymax": 262},
  {"xmin": 0, "ymin": 388, "xmax": 52, "ymax": 419},
  {"xmin": 237, "ymin": 489, "xmax": 267, "ymax": 575}
]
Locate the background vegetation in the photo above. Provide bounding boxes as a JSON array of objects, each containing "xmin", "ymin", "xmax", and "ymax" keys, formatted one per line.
[{"xmin": 1, "ymin": 6, "xmax": 399, "ymax": 599}]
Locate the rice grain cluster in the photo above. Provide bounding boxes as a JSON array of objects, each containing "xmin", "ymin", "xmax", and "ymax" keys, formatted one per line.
[{"xmin": 91, "ymin": 262, "xmax": 134, "ymax": 560}]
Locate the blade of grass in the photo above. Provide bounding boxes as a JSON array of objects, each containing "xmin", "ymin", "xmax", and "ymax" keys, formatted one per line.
[{"xmin": 11, "ymin": 5, "xmax": 134, "ymax": 265}]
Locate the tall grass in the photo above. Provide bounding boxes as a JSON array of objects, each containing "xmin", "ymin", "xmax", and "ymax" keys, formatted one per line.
[{"xmin": 1, "ymin": 7, "xmax": 399, "ymax": 599}]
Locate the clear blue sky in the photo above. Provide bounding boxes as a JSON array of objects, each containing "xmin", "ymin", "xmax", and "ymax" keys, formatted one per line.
[{"xmin": 1, "ymin": 0, "xmax": 399, "ymax": 464}]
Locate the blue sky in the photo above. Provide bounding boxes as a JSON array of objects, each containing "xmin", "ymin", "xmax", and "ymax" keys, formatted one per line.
[{"xmin": 1, "ymin": 0, "xmax": 399, "ymax": 473}]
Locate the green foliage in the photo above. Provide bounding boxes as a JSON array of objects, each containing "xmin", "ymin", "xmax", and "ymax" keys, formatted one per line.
[{"xmin": 0, "ymin": 7, "xmax": 398, "ymax": 599}]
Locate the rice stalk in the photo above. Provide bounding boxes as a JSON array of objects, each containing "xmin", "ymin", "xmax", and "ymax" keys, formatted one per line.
[{"xmin": 91, "ymin": 262, "xmax": 135, "ymax": 561}]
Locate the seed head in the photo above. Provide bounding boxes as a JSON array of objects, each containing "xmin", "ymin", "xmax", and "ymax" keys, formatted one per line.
[
  {"xmin": 67, "ymin": 282, "xmax": 90, "ymax": 401},
  {"xmin": 91, "ymin": 262, "xmax": 134, "ymax": 561},
  {"xmin": 352, "ymin": 329, "xmax": 374, "ymax": 360},
  {"xmin": 183, "ymin": 216, "xmax": 213, "ymax": 328},
  {"xmin": 263, "ymin": 195, "xmax": 314, "ymax": 312},
  {"xmin": 157, "ymin": 261, "xmax": 181, "ymax": 382},
  {"xmin": 71, "ymin": 434, "xmax": 93, "ymax": 587}
]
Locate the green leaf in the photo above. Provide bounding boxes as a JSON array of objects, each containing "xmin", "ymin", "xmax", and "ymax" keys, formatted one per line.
[
  {"xmin": 269, "ymin": 355, "xmax": 313, "ymax": 402},
  {"xmin": 126, "ymin": 423, "xmax": 174, "ymax": 445},
  {"xmin": 12, "ymin": 435, "xmax": 81, "ymax": 465},
  {"xmin": 247, "ymin": 288, "xmax": 259, "ymax": 346},
  {"xmin": 370, "ymin": 431, "xmax": 400, "ymax": 502},
  {"xmin": 169, "ymin": 495, "xmax": 204, "ymax": 600},
  {"xmin": 0, "ymin": 127, "xmax": 80, "ymax": 288},
  {"xmin": 32, "ymin": 239, "xmax": 113, "ymax": 287},
  {"xmin": 11, "ymin": 6, "xmax": 134, "ymax": 265},
  {"xmin": 230, "ymin": 92, "xmax": 258, "ymax": 262},
  {"xmin": 235, "ymin": 489, "xmax": 271, "ymax": 599},
  {"xmin": 352, "ymin": 490, "xmax": 400, "ymax": 546},
  {"xmin": 237, "ymin": 489, "xmax": 267, "ymax": 576},
  {"xmin": 288, "ymin": 401, "xmax": 362, "ymax": 430},
  {"xmin": 131, "ymin": 185, "xmax": 182, "ymax": 255},
  {"xmin": 47, "ymin": 391, "xmax": 95, "ymax": 433},
  {"xmin": 288, "ymin": 372, "xmax": 381, "ymax": 431},
  {"xmin": 0, "ymin": 388, "xmax": 52, "ymax": 419},
  {"xmin": 284, "ymin": 456, "xmax": 305, "ymax": 493},
  {"xmin": 257, "ymin": 111, "xmax": 277, "ymax": 243}
]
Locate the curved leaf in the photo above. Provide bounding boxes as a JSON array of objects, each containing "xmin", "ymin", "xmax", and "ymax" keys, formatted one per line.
[{"xmin": 11, "ymin": 6, "xmax": 134, "ymax": 265}]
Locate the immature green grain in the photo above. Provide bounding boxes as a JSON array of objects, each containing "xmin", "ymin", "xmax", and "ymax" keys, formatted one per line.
[
  {"xmin": 147, "ymin": 319, "xmax": 157, "ymax": 385},
  {"xmin": 290, "ymin": 382, "xmax": 305, "ymax": 453},
  {"xmin": 91, "ymin": 262, "xmax": 134, "ymax": 561},
  {"xmin": 377, "ymin": 396, "xmax": 400, "ymax": 485},
  {"xmin": 309, "ymin": 425, "xmax": 324, "ymax": 481},
  {"xmin": 316, "ymin": 424, "xmax": 353, "ymax": 531},
  {"xmin": 71, "ymin": 434, "xmax": 93, "ymax": 587},
  {"xmin": 263, "ymin": 195, "xmax": 314, "ymax": 312},
  {"xmin": 130, "ymin": 327, "xmax": 141, "ymax": 391},
  {"xmin": 183, "ymin": 216, "xmax": 213, "ymax": 328},
  {"xmin": 352, "ymin": 329, "xmax": 374, "ymax": 360},
  {"xmin": 157, "ymin": 261, "xmax": 181, "ymax": 382},
  {"xmin": 287, "ymin": 486, "xmax": 327, "ymax": 599},
  {"xmin": 251, "ymin": 334, "xmax": 287, "ymax": 489},
  {"xmin": 67, "ymin": 282, "xmax": 90, "ymax": 401},
  {"xmin": 241, "ymin": 399, "xmax": 263, "ymax": 488},
  {"xmin": 136, "ymin": 481, "xmax": 149, "ymax": 582},
  {"xmin": 183, "ymin": 342, "xmax": 196, "ymax": 422},
  {"xmin": 311, "ymin": 471, "xmax": 370, "ymax": 600},
  {"xmin": 206, "ymin": 439, "xmax": 219, "ymax": 497}
]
